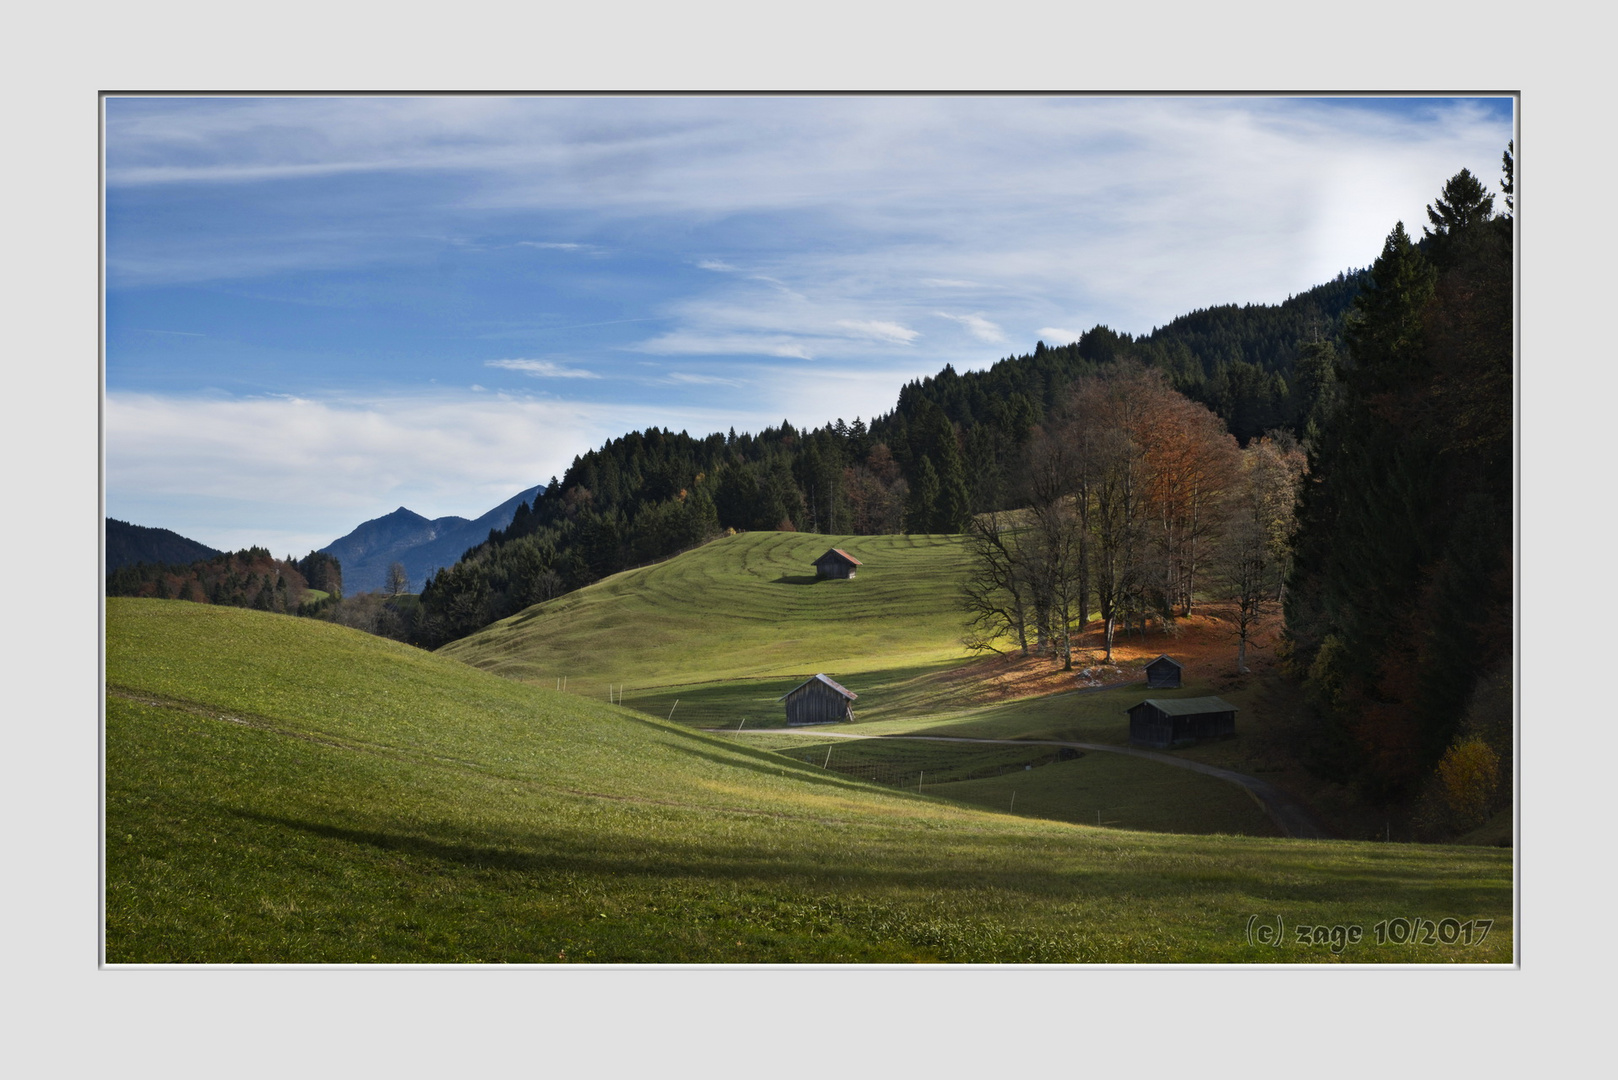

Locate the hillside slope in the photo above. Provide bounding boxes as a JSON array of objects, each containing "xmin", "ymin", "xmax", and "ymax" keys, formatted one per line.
[
  {"xmin": 106, "ymin": 599, "xmax": 1511, "ymax": 963},
  {"xmin": 440, "ymin": 531, "xmax": 977, "ymax": 690},
  {"xmin": 106, "ymin": 518, "xmax": 221, "ymax": 572}
]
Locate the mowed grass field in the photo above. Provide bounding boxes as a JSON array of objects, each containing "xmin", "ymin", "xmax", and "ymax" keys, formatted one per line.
[
  {"xmin": 440, "ymin": 531, "xmax": 976, "ymax": 693},
  {"xmin": 107, "ymin": 598, "xmax": 1512, "ymax": 963}
]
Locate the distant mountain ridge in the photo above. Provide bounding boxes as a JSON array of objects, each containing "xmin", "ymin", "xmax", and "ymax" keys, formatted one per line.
[
  {"xmin": 106, "ymin": 518, "xmax": 222, "ymax": 571},
  {"xmin": 320, "ymin": 484, "xmax": 544, "ymax": 594}
]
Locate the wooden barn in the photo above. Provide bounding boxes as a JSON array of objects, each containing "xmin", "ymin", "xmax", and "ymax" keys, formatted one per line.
[
  {"xmin": 777, "ymin": 673, "xmax": 857, "ymax": 725},
  {"xmin": 1145, "ymin": 654, "xmax": 1183, "ymax": 689},
  {"xmin": 812, "ymin": 548, "xmax": 862, "ymax": 579},
  {"xmin": 1126, "ymin": 696, "xmax": 1236, "ymax": 749}
]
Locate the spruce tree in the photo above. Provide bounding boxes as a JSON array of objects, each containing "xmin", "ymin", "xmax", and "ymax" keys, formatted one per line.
[
  {"xmin": 933, "ymin": 430, "xmax": 972, "ymax": 532},
  {"xmin": 905, "ymin": 456, "xmax": 940, "ymax": 534}
]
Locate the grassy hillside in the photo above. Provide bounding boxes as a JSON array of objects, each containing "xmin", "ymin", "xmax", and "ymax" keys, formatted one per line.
[
  {"xmin": 439, "ymin": 531, "xmax": 976, "ymax": 692},
  {"xmin": 107, "ymin": 598, "xmax": 1511, "ymax": 963}
]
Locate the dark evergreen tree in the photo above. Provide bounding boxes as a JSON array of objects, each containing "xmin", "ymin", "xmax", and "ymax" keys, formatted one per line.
[
  {"xmin": 1286, "ymin": 160, "xmax": 1512, "ymax": 800},
  {"xmin": 905, "ymin": 456, "xmax": 940, "ymax": 534}
]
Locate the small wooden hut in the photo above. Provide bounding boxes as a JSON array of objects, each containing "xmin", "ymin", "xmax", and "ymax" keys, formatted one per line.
[
  {"xmin": 1126, "ymin": 696, "xmax": 1236, "ymax": 749},
  {"xmin": 1145, "ymin": 654, "xmax": 1183, "ymax": 689},
  {"xmin": 812, "ymin": 548, "xmax": 862, "ymax": 579},
  {"xmin": 777, "ymin": 673, "xmax": 857, "ymax": 725}
]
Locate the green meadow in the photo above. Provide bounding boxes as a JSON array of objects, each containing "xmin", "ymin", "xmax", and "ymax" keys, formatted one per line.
[
  {"xmin": 445, "ymin": 532, "xmax": 1309, "ymax": 841},
  {"xmin": 107, "ymin": 598, "xmax": 1512, "ymax": 963},
  {"xmin": 439, "ymin": 531, "xmax": 977, "ymax": 693}
]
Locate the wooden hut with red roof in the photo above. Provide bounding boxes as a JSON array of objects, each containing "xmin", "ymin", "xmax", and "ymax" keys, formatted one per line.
[{"xmin": 813, "ymin": 547, "xmax": 862, "ymax": 579}]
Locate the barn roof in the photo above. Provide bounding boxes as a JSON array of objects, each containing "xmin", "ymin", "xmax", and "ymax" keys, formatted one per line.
[
  {"xmin": 1146, "ymin": 654, "xmax": 1183, "ymax": 669},
  {"xmin": 813, "ymin": 548, "xmax": 862, "ymax": 567},
  {"xmin": 1130, "ymin": 696, "xmax": 1236, "ymax": 716},
  {"xmin": 777, "ymin": 673, "xmax": 858, "ymax": 702}
]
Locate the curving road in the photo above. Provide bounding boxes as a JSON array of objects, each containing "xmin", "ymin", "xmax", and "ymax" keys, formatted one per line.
[{"xmin": 724, "ymin": 728, "xmax": 1334, "ymax": 840}]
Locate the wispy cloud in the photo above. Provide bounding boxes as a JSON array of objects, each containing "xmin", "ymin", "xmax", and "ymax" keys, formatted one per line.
[
  {"xmin": 665, "ymin": 372, "xmax": 744, "ymax": 387},
  {"xmin": 934, "ymin": 311, "xmax": 1005, "ymax": 343},
  {"xmin": 635, "ymin": 332, "xmax": 817, "ymax": 360},
  {"xmin": 485, "ymin": 358, "xmax": 602, "ymax": 379},
  {"xmin": 834, "ymin": 319, "xmax": 918, "ymax": 345},
  {"xmin": 1038, "ymin": 327, "xmax": 1086, "ymax": 344},
  {"xmin": 516, "ymin": 240, "xmax": 606, "ymax": 256},
  {"xmin": 697, "ymin": 259, "xmax": 737, "ymax": 272}
]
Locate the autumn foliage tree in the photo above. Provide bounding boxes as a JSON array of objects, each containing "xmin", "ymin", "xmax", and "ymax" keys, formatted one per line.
[
  {"xmin": 1213, "ymin": 435, "xmax": 1306, "ymax": 672},
  {"xmin": 960, "ymin": 364, "xmax": 1249, "ymax": 666}
]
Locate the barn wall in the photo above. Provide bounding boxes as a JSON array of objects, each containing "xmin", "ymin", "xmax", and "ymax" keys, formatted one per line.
[
  {"xmin": 1129, "ymin": 704, "xmax": 1233, "ymax": 747},
  {"xmin": 1146, "ymin": 663, "xmax": 1181, "ymax": 689},
  {"xmin": 1168, "ymin": 710, "xmax": 1235, "ymax": 744},
  {"xmin": 785, "ymin": 681, "xmax": 853, "ymax": 724},
  {"xmin": 1128, "ymin": 705, "xmax": 1174, "ymax": 748}
]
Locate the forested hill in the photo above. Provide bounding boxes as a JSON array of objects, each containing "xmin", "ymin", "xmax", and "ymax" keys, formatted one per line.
[
  {"xmin": 398, "ymin": 268, "xmax": 1368, "ymax": 648},
  {"xmin": 106, "ymin": 518, "xmax": 221, "ymax": 572},
  {"xmin": 106, "ymin": 546, "xmax": 330, "ymax": 614},
  {"xmin": 875, "ymin": 268, "xmax": 1366, "ymax": 453}
]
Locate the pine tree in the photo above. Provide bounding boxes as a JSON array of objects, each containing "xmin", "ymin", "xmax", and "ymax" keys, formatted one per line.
[
  {"xmin": 905, "ymin": 456, "xmax": 940, "ymax": 534},
  {"xmin": 1423, "ymin": 169, "xmax": 1495, "ymax": 269}
]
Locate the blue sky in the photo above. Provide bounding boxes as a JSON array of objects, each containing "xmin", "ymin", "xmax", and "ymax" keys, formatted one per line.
[{"xmin": 104, "ymin": 94, "xmax": 1514, "ymax": 555}]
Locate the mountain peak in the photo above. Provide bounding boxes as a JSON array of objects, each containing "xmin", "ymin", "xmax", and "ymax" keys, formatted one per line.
[{"xmin": 318, "ymin": 484, "xmax": 543, "ymax": 593}]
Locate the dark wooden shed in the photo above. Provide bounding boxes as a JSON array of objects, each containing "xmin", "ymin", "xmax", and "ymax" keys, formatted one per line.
[
  {"xmin": 777, "ymin": 673, "xmax": 857, "ymax": 725},
  {"xmin": 812, "ymin": 548, "xmax": 862, "ymax": 579},
  {"xmin": 1126, "ymin": 696, "xmax": 1236, "ymax": 749},
  {"xmin": 1145, "ymin": 654, "xmax": 1183, "ymax": 689}
]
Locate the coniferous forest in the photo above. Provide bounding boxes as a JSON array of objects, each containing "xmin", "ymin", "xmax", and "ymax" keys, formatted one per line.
[
  {"xmin": 1285, "ymin": 155, "xmax": 1513, "ymax": 806},
  {"xmin": 407, "ymin": 267, "xmax": 1368, "ymax": 649}
]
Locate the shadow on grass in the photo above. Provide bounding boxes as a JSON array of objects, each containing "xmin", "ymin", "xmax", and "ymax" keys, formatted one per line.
[
  {"xmin": 220, "ymin": 805, "xmax": 1512, "ymax": 910},
  {"xmin": 770, "ymin": 574, "xmax": 824, "ymax": 586},
  {"xmin": 651, "ymin": 737, "xmax": 880, "ymax": 793}
]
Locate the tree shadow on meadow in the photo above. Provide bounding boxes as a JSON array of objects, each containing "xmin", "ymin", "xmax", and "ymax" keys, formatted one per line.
[{"xmin": 219, "ymin": 805, "xmax": 1512, "ymax": 913}]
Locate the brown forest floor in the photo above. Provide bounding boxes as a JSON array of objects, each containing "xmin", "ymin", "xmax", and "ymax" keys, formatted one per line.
[{"xmin": 940, "ymin": 603, "xmax": 1283, "ymax": 705}]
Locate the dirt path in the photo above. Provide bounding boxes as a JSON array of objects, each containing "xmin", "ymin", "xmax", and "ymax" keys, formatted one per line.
[{"xmin": 723, "ymin": 728, "xmax": 1334, "ymax": 840}]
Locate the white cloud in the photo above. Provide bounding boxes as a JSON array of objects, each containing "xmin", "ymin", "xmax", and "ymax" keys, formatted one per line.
[
  {"xmin": 1038, "ymin": 327, "xmax": 1086, "ymax": 344},
  {"xmin": 665, "ymin": 372, "xmax": 744, "ymax": 387},
  {"xmin": 485, "ymin": 358, "xmax": 602, "ymax": 379},
  {"xmin": 697, "ymin": 259, "xmax": 737, "ymax": 272},
  {"xmin": 104, "ymin": 389, "xmax": 773, "ymax": 552},
  {"xmin": 636, "ymin": 332, "xmax": 817, "ymax": 360},
  {"xmin": 515, "ymin": 240, "xmax": 605, "ymax": 256},
  {"xmin": 833, "ymin": 319, "xmax": 919, "ymax": 345},
  {"xmin": 934, "ymin": 311, "xmax": 1005, "ymax": 343}
]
